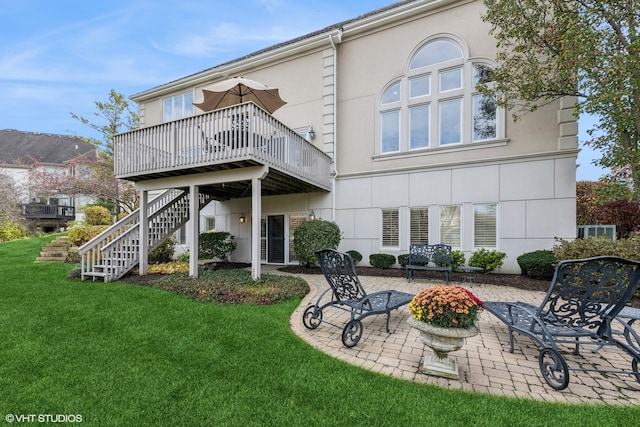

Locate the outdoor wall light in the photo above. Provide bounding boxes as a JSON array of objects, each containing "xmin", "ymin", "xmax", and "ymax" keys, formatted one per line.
[
  {"xmin": 308, "ymin": 126, "xmax": 315, "ymax": 140},
  {"xmin": 308, "ymin": 210, "xmax": 316, "ymax": 221},
  {"xmin": 239, "ymin": 213, "xmax": 246, "ymax": 224}
]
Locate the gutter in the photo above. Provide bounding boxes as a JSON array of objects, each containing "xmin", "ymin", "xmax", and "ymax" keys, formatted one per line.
[{"xmin": 329, "ymin": 28, "xmax": 342, "ymax": 222}]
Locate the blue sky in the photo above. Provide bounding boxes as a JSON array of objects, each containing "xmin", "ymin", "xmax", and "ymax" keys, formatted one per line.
[{"xmin": 0, "ymin": 0, "xmax": 604, "ymax": 180}]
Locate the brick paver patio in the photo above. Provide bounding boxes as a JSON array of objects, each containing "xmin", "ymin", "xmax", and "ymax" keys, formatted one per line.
[{"xmin": 285, "ymin": 271, "xmax": 640, "ymax": 405}]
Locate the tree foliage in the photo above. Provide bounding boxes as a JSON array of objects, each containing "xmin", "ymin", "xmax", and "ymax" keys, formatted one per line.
[
  {"xmin": 29, "ymin": 90, "xmax": 139, "ymax": 214},
  {"xmin": 592, "ymin": 200, "xmax": 640, "ymax": 239},
  {"xmin": 481, "ymin": 0, "xmax": 640, "ymax": 196}
]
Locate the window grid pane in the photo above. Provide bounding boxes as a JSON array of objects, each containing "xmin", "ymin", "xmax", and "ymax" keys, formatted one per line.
[
  {"xmin": 410, "ymin": 207, "xmax": 429, "ymax": 245},
  {"xmin": 474, "ymin": 204, "xmax": 497, "ymax": 248},
  {"xmin": 410, "ymin": 75, "xmax": 430, "ymax": 98},
  {"xmin": 439, "ymin": 67, "xmax": 462, "ymax": 92},
  {"xmin": 409, "ymin": 104, "xmax": 429, "ymax": 149},
  {"xmin": 382, "ymin": 209, "xmax": 399, "ymax": 247},
  {"xmin": 439, "ymin": 98, "xmax": 462, "ymax": 145},
  {"xmin": 473, "ymin": 94, "xmax": 497, "ymax": 140},
  {"xmin": 440, "ymin": 205, "xmax": 461, "ymax": 247},
  {"xmin": 381, "ymin": 110, "xmax": 400, "ymax": 153}
]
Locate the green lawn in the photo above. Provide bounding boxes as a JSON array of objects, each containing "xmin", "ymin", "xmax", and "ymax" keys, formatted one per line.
[{"xmin": 1, "ymin": 236, "xmax": 639, "ymax": 426}]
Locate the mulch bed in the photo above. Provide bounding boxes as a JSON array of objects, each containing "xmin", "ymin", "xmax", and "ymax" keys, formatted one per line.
[{"xmin": 121, "ymin": 263, "xmax": 639, "ymax": 308}]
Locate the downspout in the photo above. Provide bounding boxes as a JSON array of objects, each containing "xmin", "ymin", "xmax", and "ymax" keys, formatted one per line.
[{"xmin": 329, "ymin": 28, "xmax": 342, "ymax": 221}]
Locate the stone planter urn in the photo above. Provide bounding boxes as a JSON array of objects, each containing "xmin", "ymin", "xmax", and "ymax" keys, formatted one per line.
[{"xmin": 407, "ymin": 316, "xmax": 479, "ymax": 380}]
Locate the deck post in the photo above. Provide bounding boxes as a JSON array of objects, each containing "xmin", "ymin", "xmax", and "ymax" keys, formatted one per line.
[
  {"xmin": 139, "ymin": 190, "xmax": 149, "ymax": 276},
  {"xmin": 251, "ymin": 177, "xmax": 261, "ymax": 280},
  {"xmin": 189, "ymin": 184, "xmax": 200, "ymax": 278}
]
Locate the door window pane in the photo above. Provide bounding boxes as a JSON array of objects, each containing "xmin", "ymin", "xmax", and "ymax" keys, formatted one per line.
[
  {"xmin": 439, "ymin": 98, "xmax": 462, "ymax": 145},
  {"xmin": 409, "ymin": 104, "xmax": 429, "ymax": 149}
]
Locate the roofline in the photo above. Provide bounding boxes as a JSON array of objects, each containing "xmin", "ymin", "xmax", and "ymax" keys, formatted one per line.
[{"xmin": 130, "ymin": 0, "xmax": 460, "ymax": 102}]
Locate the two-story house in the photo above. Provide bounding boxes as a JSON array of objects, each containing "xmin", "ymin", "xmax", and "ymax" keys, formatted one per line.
[
  {"xmin": 82, "ymin": 0, "xmax": 577, "ymax": 282},
  {"xmin": 0, "ymin": 129, "xmax": 97, "ymax": 231}
]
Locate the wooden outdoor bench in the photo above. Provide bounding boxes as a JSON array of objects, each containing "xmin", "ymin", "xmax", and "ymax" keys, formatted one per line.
[
  {"xmin": 406, "ymin": 243, "xmax": 452, "ymax": 284},
  {"xmin": 302, "ymin": 249, "xmax": 414, "ymax": 348},
  {"xmin": 484, "ymin": 256, "xmax": 640, "ymax": 390}
]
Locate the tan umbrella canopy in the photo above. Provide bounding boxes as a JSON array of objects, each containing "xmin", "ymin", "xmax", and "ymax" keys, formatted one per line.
[{"xmin": 193, "ymin": 76, "xmax": 286, "ymax": 114}]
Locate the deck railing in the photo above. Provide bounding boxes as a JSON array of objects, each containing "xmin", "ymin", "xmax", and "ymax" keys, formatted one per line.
[
  {"xmin": 114, "ymin": 103, "xmax": 331, "ymax": 190},
  {"xmin": 21, "ymin": 203, "xmax": 75, "ymax": 220}
]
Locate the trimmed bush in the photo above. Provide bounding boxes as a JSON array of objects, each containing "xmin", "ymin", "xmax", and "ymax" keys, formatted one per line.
[
  {"xmin": 397, "ymin": 253, "xmax": 409, "ymax": 268},
  {"xmin": 68, "ymin": 224, "xmax": 108, "ymax": 246},
  {"xmin": 0, "ymin": 221, "xmax": 29, "ymax": 242},
  {"xmin": 347, "ymin": 250, "xmax": 363, "ymax": 265},
  {"xmin": 553, "ymin": 236, "xmax": 640, "ymax": 261},
  {"xmin": 468, "ymin": 248, "xmax": 507, "ymax": 273},
  {"xmin": 84, "ymin": 206, "xmax": 112, "ymax": 225},
  {"xmin": 199, "ymin": 231, "xmax": 237, "ymax": 261},
  {"xmin": 451, "ymin": 250, "xmax": 466, "ymax": 271},
  {"xmin": 517, "ymin": 250, "xmax": 557, "ymax": 280},
  {"xmin": 293, "ymin": 219, "xmax": 341, "ymax": 267},
  {"xmin": 369, "ymin": 253, "xmax": 396, "ymax": 269},
  {"xmin": 149, "ymin": 237, "xmax": 176, "ymax": 264}
]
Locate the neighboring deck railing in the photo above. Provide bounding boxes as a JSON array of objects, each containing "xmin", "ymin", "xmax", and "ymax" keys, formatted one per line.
[
  {"xmin": 114, "ymin": 102, "xmax": 332, "ymax": 190},
  {"xmin": 21, "ymin": 203, "xmax": 75, "ymax": 220}
]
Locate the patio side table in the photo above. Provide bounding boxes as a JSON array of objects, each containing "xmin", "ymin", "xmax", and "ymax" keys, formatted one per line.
[{"xmin": 459, "ymin": 266, "xmax": 483, "ymax": 283}]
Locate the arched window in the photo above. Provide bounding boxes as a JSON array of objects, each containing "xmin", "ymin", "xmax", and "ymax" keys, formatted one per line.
[{"xmin": 377, "ymin": 37, "xmax": 501, "ymax": 154}]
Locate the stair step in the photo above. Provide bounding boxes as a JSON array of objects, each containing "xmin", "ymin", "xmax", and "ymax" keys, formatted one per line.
[{"xmin": 36, "ymin": 256, "xmax": 67, "ymax": 262}]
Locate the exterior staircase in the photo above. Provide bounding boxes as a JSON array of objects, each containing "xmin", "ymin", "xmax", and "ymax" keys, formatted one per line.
[
  {"xmin": 80, "ymin": 189, "xmax": 212, "ymax": 282},
  {"xmin": 36, "ymin": 236, "xmax": 70, "ymax": 262}
]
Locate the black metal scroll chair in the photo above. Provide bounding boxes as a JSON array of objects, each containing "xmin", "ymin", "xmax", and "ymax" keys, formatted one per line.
[
  {"xmin": 484, "ymin": 256, "xmax": 640, "ymax": 390},
  {"xmin": 302, "ymin": 249, "xmax": 414, "ymax": 348}
]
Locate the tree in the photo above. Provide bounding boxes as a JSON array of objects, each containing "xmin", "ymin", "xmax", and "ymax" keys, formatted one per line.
[
  {"xmin": 480, "ymin": 1, "xmax": 640, "ymax": 198},
  {"xmin": 30, "ymin": 90, "xmax": 139, "ymax": 214}
]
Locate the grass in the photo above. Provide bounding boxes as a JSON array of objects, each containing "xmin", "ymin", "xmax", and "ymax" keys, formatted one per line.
[{"xmin": 1, "ymin": 236, "xmax": 640, "ymax": 426}]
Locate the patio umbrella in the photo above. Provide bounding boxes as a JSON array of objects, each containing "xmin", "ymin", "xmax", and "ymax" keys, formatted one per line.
[{"xmin": 193, "ymin": 76, "xmax": 286, "ymax": 114}]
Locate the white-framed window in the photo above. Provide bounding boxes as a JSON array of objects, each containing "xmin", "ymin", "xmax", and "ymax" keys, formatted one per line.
[
  {"xmin": 410, "ymin": 207, "xmax": 429, "ymax": 245},
  {"xmin": 440, "ymin": 205, "xmax": 461, "ymax": 248},
  {"xmin": 474, "ymin": 204, "xmax": 497, "ymax": 249},
  {"xmin": 163, "ymin": 91, "xmax": 194, "ymax": 122},
  {"xmin": 203, "ymin": 216, "xmax": 215, "ymax": 232},
  {"xmin": 381, "ymin": 208, "xmax": 399, "ymax": 247},
  {"xmin": 377, "ymin": 36, "xmax": 501, "ymax": 154}
]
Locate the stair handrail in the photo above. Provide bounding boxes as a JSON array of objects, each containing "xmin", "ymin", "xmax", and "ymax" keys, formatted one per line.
[{"xmin": 79, "ymin": 189, "xmax": 183, "ymax": 255}]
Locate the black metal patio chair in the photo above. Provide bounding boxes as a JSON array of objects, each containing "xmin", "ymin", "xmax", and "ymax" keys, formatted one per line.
[
  {"xmin": 484, "ymin": 256, "xmax": 640, "ymax": 390},
  {"xmin": 302, "ymin": 249, "xmax": 414, "ymax": 348}
]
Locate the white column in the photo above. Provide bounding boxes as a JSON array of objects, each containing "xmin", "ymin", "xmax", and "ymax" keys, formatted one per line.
[
  {"xmin": 189, "ymin": 184, "xmax": 200, "ymax": 278},
  {"xmin": 251, "ymin": 177, "xmax": 261, "ymax": 280},
  {"xmin": 139, "ymin": 190, "xmax": 149, "ymax": 276}
]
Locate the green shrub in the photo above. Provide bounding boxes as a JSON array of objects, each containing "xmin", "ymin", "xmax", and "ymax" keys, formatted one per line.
[
  {"xmin": 293, "ymin": 219, "xmax": 341, "ymax": 267},
  {"xmin": 468, "ymin": 248, "xmax": 507, "ymax": 272},
  {"xmin": 369, "ymin": 253, "xmax": 396, "ymax": 269},
  {"xmin": 397, "ymin": 253, "xmax": 409, "ymax": 268},
  {"xmin": 553, "ymin": 236, "xmax": 640, "ymax": 261},
  {"xmin": 84, "ymin": 206, "xmax": 112, "ymax": 225},
  {"xmin": 0, "ymin": 221, "xmax": 29, "ymax": 242},
  {"xmin": 67, "ymin": 224, "xmax": 108, "ymax": 246},
  {"xmin": 517, "ymin": 250, "xmax": 557, "ymax": 280},
  {"xmin": 199, "ymin": 231, "xmax": 237, "ymax": 261},
  {"xmin": 149, "ymin": 237, "xmax": 176, "ymax": 264},
  {"xmin": 175, "ymin": 250, "xmax": 190, "ymax": 263},
  {"xmin": 451, "ymin": 250, "xmax": 466, "ymax": 271},
  {"xmin": 347, "ymin": 250, "xmax": 363, "ymax": 265}
]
